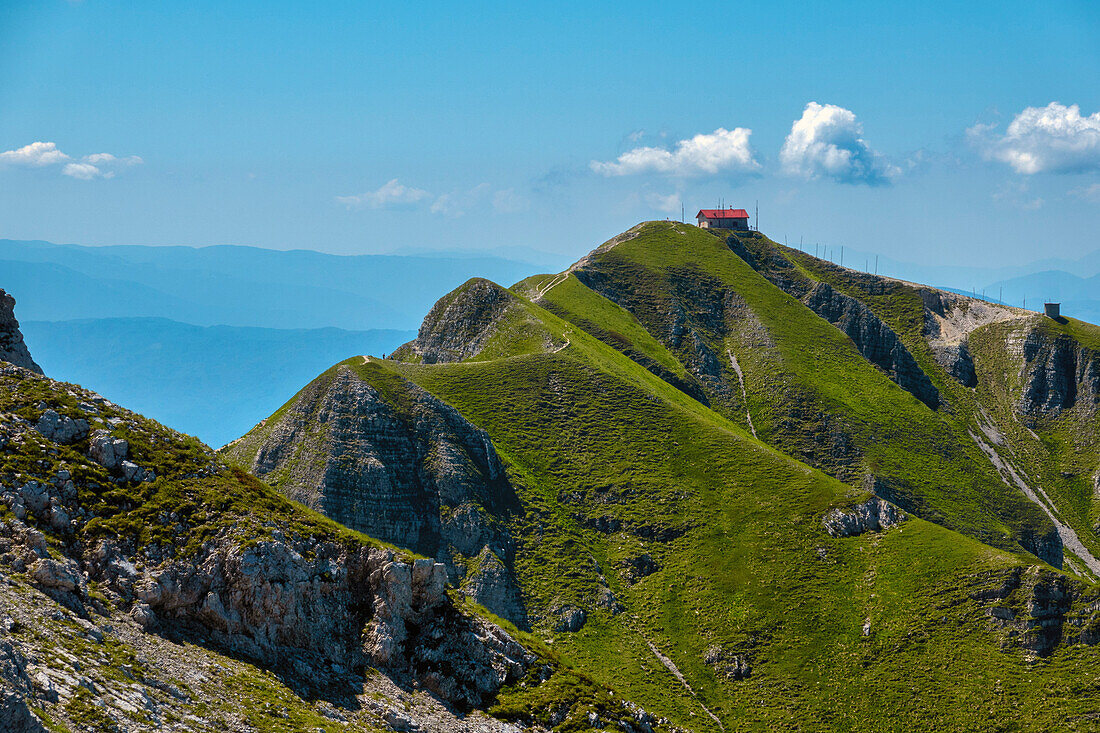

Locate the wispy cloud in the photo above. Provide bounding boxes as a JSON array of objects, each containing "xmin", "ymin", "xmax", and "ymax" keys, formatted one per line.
[
  {"xmin": 1070, "ymin": 182, "xmax": 1100, "ymax": 203},
  {"xmin": 430, "ymin": 183, "xmax": 492, "ymax": 217},
  {"xmin": 992, "ymin": 180, "xmax": 1044, "ymax": 210},
  {"xmin": 591, "ymin": 127, "xmax": 759, "ymax": 178},
  {"xmin": 336, "ymin": 179, "xmax": 431, "ymax": 209},
  {"xmin": 780, "ymin": 102, "xmax": 898, "ymax": 185},
  {"xmin": 0, "ymin": 141, "xmax": 141, "ymax": 180},
  {"xmin": 338, "ymin": 179, "xmax": 524, "ymax": 217},
  {"xmin": 645, "ymin": 191, "xmax": 681, "ymax": 214},
  {"xmin": 970, "ymin": 102, "xmax": 1100, "ymax": 174},
  {"xmin": 491, "ymin": 188, "xmax": 528, "ymax": 214}
]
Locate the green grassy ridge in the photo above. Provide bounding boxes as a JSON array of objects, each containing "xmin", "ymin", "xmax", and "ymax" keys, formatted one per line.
[
  {"xmin": 333, "ymin": 302, "xmax": 1100, "ymax": 730},
  {"xmin": 741, "ymin": 234, "xmax": 1100, "ymax": 570},
  {"xmin": 543, "ymin": 222, "xmax": 1052, "ymax": 562},
  {"xmin": 220, "ymin": 222, "xmax": 1100, "ymax": 728},
  {"xmin": 1034, "ymin": 314, "xmax": 1100, "ymax": 352}
]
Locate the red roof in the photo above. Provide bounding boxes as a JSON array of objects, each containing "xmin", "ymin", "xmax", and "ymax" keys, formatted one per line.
[{"xmin": 696, "ymin": 208, "xmax": 749, "ymax": 219}]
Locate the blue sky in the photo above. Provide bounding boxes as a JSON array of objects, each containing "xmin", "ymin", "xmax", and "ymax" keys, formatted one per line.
[{"xmin": 1, "ymin": 0, "xmax": 1098, "ymax": 267}]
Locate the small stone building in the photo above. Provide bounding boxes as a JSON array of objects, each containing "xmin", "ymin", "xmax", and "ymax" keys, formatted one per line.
[
  {"xmin": 696, "ymin": 208, "xmax": 749, "ymax": 230},
  {"xmin": 1045, "ymin": 303, "xmax": 1060, "ymax": 318}
]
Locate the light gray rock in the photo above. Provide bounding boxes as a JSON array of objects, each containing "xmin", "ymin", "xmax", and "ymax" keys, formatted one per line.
[
  {"xmin": 0, "ymin": 289, "xmax": 42, "ymax": 375},
  {"xmin": 34, "ymin": 410, "xmax": 89, "ymax": 445},
  {"xmin": 18, "ymin": 483, "xmax": 49, "ymax": 516},
  {"xmin": 29, "ymin": 558, "xmax": 80, "ymax": 592},
  {"xmin": 1019, "ymin": 328, "xmax": 1100, "ymax": 416},
  {"xmin": 120, "ymin": 461, "xmax": 151, "ymax": 482},
  {"xmin": 0, "ymin": 640, "xmax": 45, "ymax": 733},
  {"xmin": 463, "ymin": 548, "xmax": 526, "ymax": 626},
  {"xmin": 235, "ymin": 365, "xmax": 528, "ymax": 628},
  {"xmin": 88, "ymin": 430, "xmax": 129, "ymax": 470},
  {"xmin": 130, "ymin": 603, "xmax": 156, "ymax": 630},
  {"xmin": 552, "ymin": 605, "xmax": 587, "ymax": 633},
  {"xmin": 823, "ymin": 497, "xmax": 904, "ymax": 538},
  {"xmin": 47, "ymin": 500, "xmax": 70, "ymax": 533}
]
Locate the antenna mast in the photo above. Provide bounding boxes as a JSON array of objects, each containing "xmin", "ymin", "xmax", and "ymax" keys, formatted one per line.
[{"xmin": 755, "ymin": 200, "xmax": 759, "ymax": 231}]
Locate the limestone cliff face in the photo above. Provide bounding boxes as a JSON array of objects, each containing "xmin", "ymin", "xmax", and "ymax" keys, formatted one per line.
[
  {"xmin": 227, "ymin": 364, "xmax": 529, "ymax": 627},
  {"xmin": 0, "ymin": 289, "xmax": 41, "ymax": 374},
  {"xmin": 392, "ymin": 277, "xmax": 563, "ymax": 364},
  {"xmin": 0, "ymin": 363, "xmax": 538, "ymax": 725},
  {"xmin": 803, "ymin": 282, "xmax": 940, "ymax": 409},
  {"xmin": 971, "ymin": 566, "xmax": 1100, "ymax": 657},
  {"xmin": 394, "ymin": 278, "xmax": 515, "ymax": 363},
  {"xmin": 1018, "ymin": 328, "xmax": 1100, "ymax": 416}
]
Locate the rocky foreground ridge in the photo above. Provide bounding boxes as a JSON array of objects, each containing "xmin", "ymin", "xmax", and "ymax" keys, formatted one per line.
[{"xmin": 0, "ymin": 294, "xmax": 671, "ymax": 732}]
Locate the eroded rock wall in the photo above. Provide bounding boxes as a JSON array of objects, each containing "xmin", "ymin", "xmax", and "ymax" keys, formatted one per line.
[
  {"xmin": 1019, "ymin": 329, "xmax": 1100, "ymax": 416},
  {"xmin": 0, "ymin": 363, "xmax": 535, "ymax": 713},
  {"xmin": 0, "ymin": 289, "xmax": 41, "ymax": 374},
  {"xmin": 235, "ymin": 365, "xmax": 529, "ymax": 627},
  {"xmin": 803, "ymin": 282, "xmax": 939, "ymax": 409}
]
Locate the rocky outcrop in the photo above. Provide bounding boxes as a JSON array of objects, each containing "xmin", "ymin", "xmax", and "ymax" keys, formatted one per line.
[
  {"xmin": 822, "ymin": 497, "xmax": 905, "ymax": 537},
  {"xmin": 804, "ymin": 282, "xmax": 939, "ymax": 409},
  {"xmin": 103, "ymin": 537, "xmax": 534, "ymax": 710},
  {"xmin": 230, "ymin": 365, "xmax": 528, "ymax": 628},
  {"xmin": 0, "ymin": 289, "xmax": 41, "ymax": 374},
  {"xmin": 0, "ymin": 364, "xmax": 542, "ymax": 718},
  {"xmin": 703, "ymin": 645, "xmax": 751, "ymax": 681},
  {"xmin": 394, "ymin": 278, "xmax": 515, "ymax": 363},
  {"xmin": 464, "ymin": 547, "xmax": 527, "ymax": 626},
  {"xmin": 1018, "ymin": 328, "xmax": 1100, "ymax": 416},
  {"xmin": 971, "ymin": 566, "xmax": 1100, "ymax": 657},
  {"xmin": 0, "ymin": 640, "xmax": 45, "ymax": 733},
  {"xmin": 393, "ymin": 278, "xmax": 563, "ymax": 364},
  {"xmin": 920, "ymin": 290, "xmax": 976, "ymax": 387},
  {"xmin": 934, "ymin": 342, "xmax": 978, "ymax": 387}
]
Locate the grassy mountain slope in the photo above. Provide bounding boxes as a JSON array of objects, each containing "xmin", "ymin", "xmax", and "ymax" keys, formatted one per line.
[
  {"xmin": 228, "ymin": 235, "xmax": 1100, "ymax": 729},
  {"xmin": 0, "ymin": 355, "xmax": 662, "ymax": 731},
  {"xmin": 729, "ymin": 231, "xmax": 1100, "ymax": 575},
  {"xmin": 528, "ymin": 223, "xmax": 1061, "ymax": 568}
]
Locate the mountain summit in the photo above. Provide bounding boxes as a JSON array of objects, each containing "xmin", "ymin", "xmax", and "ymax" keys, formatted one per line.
[{"xmin": 228, "ymin": 221, "xmax": 1100, "ymax": 730}]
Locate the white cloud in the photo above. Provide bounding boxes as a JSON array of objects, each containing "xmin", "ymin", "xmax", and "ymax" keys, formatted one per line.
[
  {"xmin": 780, "ymin": 102, "xmax": 898, "ymax": 185},
  {"xmin": 992, "ymin": 180, "xmax": 1044, "ymax": 210},
  {"xmin": 62, "ymin": 162, "xmax": 110, "ymax": 180},
  {"xmin": 0, "ymin": 141, "xmax": 70, "ymax": 167},
  {"xmin": 0, "ymin": 142, "xmax": 142, "ymax": 180},
  {"xmin": 336, "ymin": 179, "xmax": 432, "ymax": 209},
  {"xmin": 971, "ymin": 102, "xmax": 1100, "ymax": 174},
  {"xmin": 591, "ymin": 127, "xmax": 759, "ymax": 177}
]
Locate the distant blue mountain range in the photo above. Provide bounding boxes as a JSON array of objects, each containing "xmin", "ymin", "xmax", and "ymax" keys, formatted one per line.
[
  {"xmin": 21, "ymin": 318, "xmax": 414, "ymax": 447},
  {"xmin": 1, "ymin": 238, "xmax": 543, "ymax": 445},
  {"xmin": 0, "ymin": 239, "xmax": 543, "ymax": 330}
]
